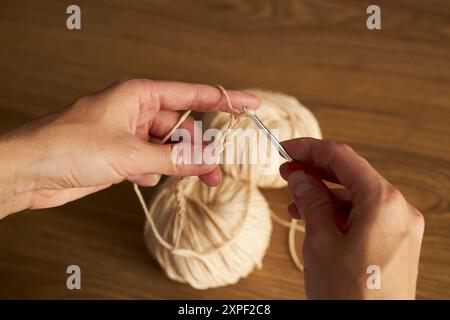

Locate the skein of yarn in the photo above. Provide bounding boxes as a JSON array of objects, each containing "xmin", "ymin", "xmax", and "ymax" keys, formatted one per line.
[
  {"xmin": 203, "ymin": 89, "xmax": 322, "ymax": 188},
  {"xmin": 134, "ymin": 86, "xmax": 273, "ymax": 289},
  {"xmin": 143, "ymin": 176, "xmax": 272, "ymax": 289}
]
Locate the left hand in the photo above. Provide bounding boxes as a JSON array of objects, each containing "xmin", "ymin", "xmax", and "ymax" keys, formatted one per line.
[{"xmin": 0, "ymin": 79, "xmax": 260, "ymax": 217}]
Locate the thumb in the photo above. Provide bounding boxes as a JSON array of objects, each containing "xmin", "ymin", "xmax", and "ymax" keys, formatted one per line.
[
  {"xmin": 125, "ymin": 139, "xmax": 218, "ymax": 177},
  {"xmin": 287, "ymin": 170, "xmax": 337, "ymax": 235}
]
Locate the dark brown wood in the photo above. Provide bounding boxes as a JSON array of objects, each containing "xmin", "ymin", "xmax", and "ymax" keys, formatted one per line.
[{"xmin": 0, "ymin": 0, "xmax": 449, "ymax": 299}]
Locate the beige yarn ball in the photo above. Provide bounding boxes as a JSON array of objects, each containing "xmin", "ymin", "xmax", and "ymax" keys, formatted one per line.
[
  {"xmin": 144, "ymin": 175, "xmax": 272, "ymax": 289},
  {"xmin": 203, "ymin": 89, "xmax": 322, "ymax": 188}
]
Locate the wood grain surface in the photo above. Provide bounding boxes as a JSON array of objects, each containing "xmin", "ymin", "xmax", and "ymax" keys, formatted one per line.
[{"xmin": 0, "ymin": 0, "xmax": 449, "ymax": 299}]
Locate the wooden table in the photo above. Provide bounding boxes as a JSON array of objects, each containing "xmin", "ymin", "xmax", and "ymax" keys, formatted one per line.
[{"xmin": 0, "ymin": 0, "xmax": 449, "ymax": 299}]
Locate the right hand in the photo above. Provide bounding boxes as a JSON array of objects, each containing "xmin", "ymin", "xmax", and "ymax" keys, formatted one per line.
[{"xmin": 279, "ymin": 138, "xmax": 425, "ymax": 299}]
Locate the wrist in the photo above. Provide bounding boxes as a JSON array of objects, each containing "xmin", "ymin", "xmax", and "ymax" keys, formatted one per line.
[{"xmin": 0, "ymin": 129, "xmax": 39, "ymax": 218}]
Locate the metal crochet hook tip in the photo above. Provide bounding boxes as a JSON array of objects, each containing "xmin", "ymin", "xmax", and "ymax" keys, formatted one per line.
[{"xmin": 242, "ymin": 105, "xmax": 294, "ymax": 162}]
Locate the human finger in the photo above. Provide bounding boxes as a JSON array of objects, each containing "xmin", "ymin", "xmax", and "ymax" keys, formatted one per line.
[{"xmin": 280, "ymin": 138, "xmax": 386, "ymax": 204}]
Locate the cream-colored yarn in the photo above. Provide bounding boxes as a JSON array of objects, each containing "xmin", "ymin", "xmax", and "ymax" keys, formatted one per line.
[
  {"xmin": 134, "ymin": 87, "xmax": 319, "ymax": 289},
  {"xmin": 134, "ymin": 86, "xmax": 273, "ymax": 289},
  {"xmin": 143, "ymin": 176, "xmax": 272, "ymax": 289},
  {"xmin": 203, "ymin": 89, "xmax": 322, "ymax": 188}
]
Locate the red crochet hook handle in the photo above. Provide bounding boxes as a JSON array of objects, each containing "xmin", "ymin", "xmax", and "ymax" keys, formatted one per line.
[{"xmin": 288, "ymin": 160, "xmax": 350, "ymax": 233}]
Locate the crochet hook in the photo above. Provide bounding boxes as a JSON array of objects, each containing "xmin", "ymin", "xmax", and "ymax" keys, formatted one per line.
[{"xmin": 243, "ymin": 105, "xmax": 349, "ymax": 233}]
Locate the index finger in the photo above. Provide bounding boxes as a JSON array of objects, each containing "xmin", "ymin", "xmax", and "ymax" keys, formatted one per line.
[
  {"xmin": 119, "ymin": 79, "xmax": 261, "ymax": 113},
  {"xmin": 280, "ymin": 138, "xmax": 387, "ymax": 203}
]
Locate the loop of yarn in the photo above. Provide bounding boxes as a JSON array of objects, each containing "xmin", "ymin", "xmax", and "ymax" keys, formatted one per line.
[{"xmin": 203, "ymin": 89, "xmax": 322, "ymax": 188}]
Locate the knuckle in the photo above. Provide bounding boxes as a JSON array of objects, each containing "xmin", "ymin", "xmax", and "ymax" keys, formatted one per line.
[
  {"xmin": 323, "ymin": 140, "xmax": 337, "ymax": 150},
  {"xmin": 171, "ymin": 162, "xmax": 184, "ymax": 175},
  {"xmin": 115, "ymin": 77, "xmax": 131, "ymax": 86},
  {"xmin": 375, "ymin": 185, "xmax": 425, "ymax": 238},
  {"xmin": 335, "ymin": 143, "xmax": 354, "ymax": 155},
  {"xmin": 113, "ymin": 78, "xmax": 134, "ymax": 90},
  {"xmin": 358, "ymin": 156, "xmax": 371, "ymax": 167},
  {"xmin": 382, "ymin": 184, "xmax": 405, "ymax": 206},
  {"xmin": 68, "ymin": 95, "xmax": 95, "ymax": 117},
  {"xmin": 117, "ymin": 78, "xmax": 154, "ymax": 92},
  {"xmin": 378, "ymin": 186, "xmax": 406, "ymax": 220},
  {"xmin": 119, "ymin": 78, "xmax": 142, "ymax": 87}
]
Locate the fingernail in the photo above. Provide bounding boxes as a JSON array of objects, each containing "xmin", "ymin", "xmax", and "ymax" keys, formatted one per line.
[
  {"xmin": 293, "ymin": 171, "xmax": 312, "ymax": 198},
  {"xmin": 241, "ymin": 92, "xmax": 261, "ymax": 109}
]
